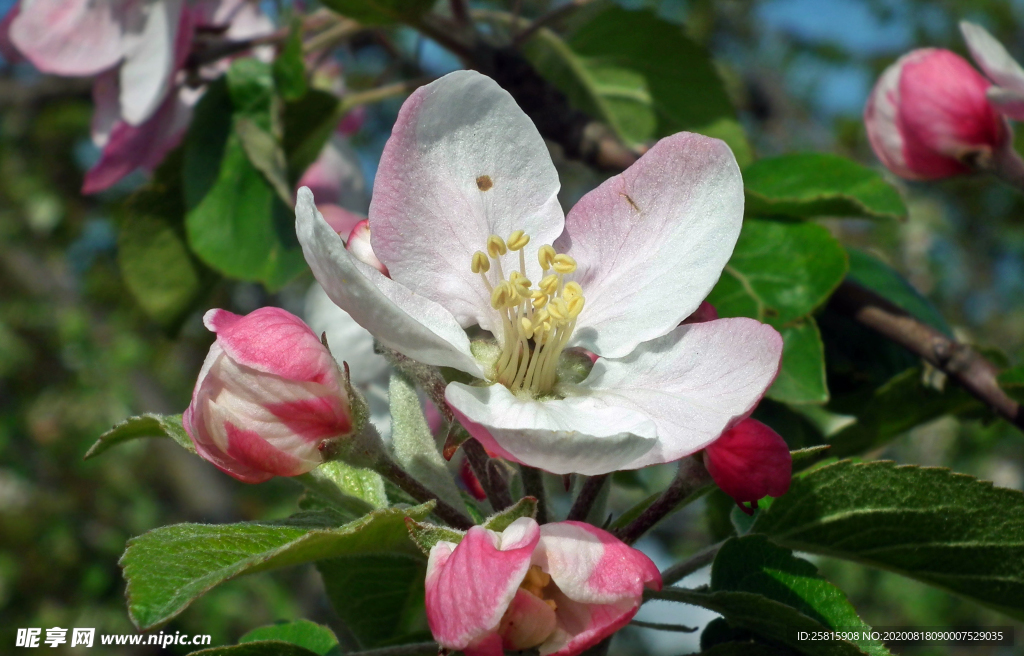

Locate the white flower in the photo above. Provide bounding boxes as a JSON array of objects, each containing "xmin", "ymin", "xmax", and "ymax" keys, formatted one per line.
[{"xmin": 296, "ymin": 71, "xmax": 782, "ymax": 475}]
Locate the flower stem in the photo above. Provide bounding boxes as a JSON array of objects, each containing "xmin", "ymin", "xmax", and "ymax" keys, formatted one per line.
[
  {"xmin": 566, "ymin": 474, "xmax": 609, "ymax": 522},
  {"xmin": 375, "ymin": 457, "xmax": 475, "ymax": 530},
  {"xmin": 463, "ymin": 438, "xmax": 513, "ymax": 511},
  {"xmin": 660, "ymin": 540, "xmax": 725, "ymax": 586},
  {"xmin": 615, "ymin": 457, "xmax": 712, "ymax": 545},
  {"xmin": 519, "ymin": 465, "xmax": 549, "ymax": 523}
]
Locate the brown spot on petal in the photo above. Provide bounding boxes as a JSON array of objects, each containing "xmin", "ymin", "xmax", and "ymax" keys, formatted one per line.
[
  {"xmin": 476, "ymin": 175, "xmax": 493, "ymax": 191},
  {"xmin": 621, "ymin": 192, "xmax": 640, "ymax": 213}
]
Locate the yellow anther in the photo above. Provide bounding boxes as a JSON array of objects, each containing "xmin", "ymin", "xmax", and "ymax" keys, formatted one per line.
[
  {"xmin": 538, "ymin": 245, "xmax": 556, "ymax": 270},
  {"xmin": 568, "ymin": 295, "xmax": 585, "ymax": 318},
  {"xmin": 487, "ymin": 235, "xmax": 507, "ymax": 258},
  {"xmin": 490, "ymin": 282, "xmax": 512, "ymax": 310},
  {"xmin": 520, "ymin": 317, "xmax": 535, "ymax": 339},
  {"xmin": 531, "ymin": 291, "xmax": 549, "ymax": 309},
  {"xmin": 563, "ymin": 281, "xmax": 583, "ymax": 301},
  {"xmin": 471, "ymin": 251, "xmax": 490, "ymax": 274},
  {"xmin": 507, "ymin": 230, "xmax": 530, "ymax": 251},
  {"xmin": 539, "ymin": 274, "xmax": 559, "ymax": 295},
  {"xmin": 552, "ymin": 254, "xmax": 577, "ymax": 274},
  {"xmin": 548, "ymin": 298, "xmax": 568, "ymax": 323}
]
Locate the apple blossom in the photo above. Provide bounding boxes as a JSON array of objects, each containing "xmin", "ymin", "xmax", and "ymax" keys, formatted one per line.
[
  {"xmin": 864, "ymin": 47, "xmax": 1010, "ymax": 180},
  {"xmin": 703, "ymin": 418, "xmax": 791, "ymax": 514},
  {"xmin": 183, "ymin": 306, "xmax": 353, "ymax": 484},
  {"xmin": 425, "ymin": 517, "xmax": 661, "ymax": 655},
  {"xmin": 297, "ymin": 70, "xmax": 782, "ymax": 476}
]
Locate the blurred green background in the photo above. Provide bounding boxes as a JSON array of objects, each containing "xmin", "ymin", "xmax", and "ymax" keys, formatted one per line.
[{"xmin": 2, "ymin": 0, "xmax": 1024, "ymax": 654}]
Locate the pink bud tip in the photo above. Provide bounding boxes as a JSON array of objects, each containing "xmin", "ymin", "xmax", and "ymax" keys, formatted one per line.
[
  {"xmin": 703, "ymin": 418, "xmax": 791, "ymax": 510},
  {"xmin": 865, "ymin": 48, "xmax": 1010, "ymax": 180}
]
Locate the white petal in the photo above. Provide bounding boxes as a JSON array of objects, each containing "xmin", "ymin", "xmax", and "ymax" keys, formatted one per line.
[
  {"xmin": 559, "ymin": 133, "xmax": 744, "ymax": 358},
  {"xmin": 988, "ymin": 86, "xmax": 1024, "ymax": 121},
  {"xmin": 119, "ymin": 0, "xmax": 183, "ymax": 125},
  {"xmin": 369, "ymin": 70, "xmax": 565, "ymax": 333},
  {"xmin": 961, "ymin": 21, "xmax": 1024, "ymax": 94},
  {"xmin": 444, "ymin": 382, "xmax": 657, "ymax": 476},
  {"xmin": 579, "ymin": 318, "xmax": 783, "ymax": 469},
  {"xmin": 296, "ymin": 187, "xmax": 484, "ymax": 378}
]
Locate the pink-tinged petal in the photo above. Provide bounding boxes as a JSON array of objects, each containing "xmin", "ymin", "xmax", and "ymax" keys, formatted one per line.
[
  {"xmin": 459, "ymin": 457, "xmax": 488, "ymax": 500},
  {"xmin": 463, "ymin": 633, "xmax": 504, "ymax": 656},
  {"xmin": 987, "ymin": 86, "xmax": 1024, "ymax": 121},
  {"xmin": 500, "ymin": 589, "xmax": 558, "ymax": 651},
  {"xmin": 580, "ymin": 318, "xmax": 783, "ymax": 469},
  {"xmin": 119, "ymin": 0, "xmax": 187, "ymax": 125},
  {"xmin": 683, "ymin": 301, "xmax": 719, "ymax": 324},
  {"xmin": 704, "ymin": 418, "xmax": 791, "ymax": 510},
  {"xmin": 296, "ymin": 188, "xmax": 484, "ymax": 377},
  {"xmin": 297, "ymin": 134, "xmax": 369, "ymax": 214},
  {"xmin": 534, "ymin": 522, "xmax": 661, "ymax": 606},
  {"xmin": 445, "ymin": 382, "xmax": 657, "ymax": 476},
  {"xmin": 0, "ymin": 5, "xmax": 24, "ymax": 64},
  {"xmin": 899, "ymin": 49, "xmax": 1007, "ymax": 178},
  {"xmin": 191, "ymin": 0, "xmax": 246, "ymax": 27},
  {"xmin": 339, "ymin": 106, "xmax": 366, "ymax": 135},
  {"xmin": 90, "ymin": 71, "xmax": 121, "ymax": 149},
  {"xmin": 542, "ymin": 595, "xmax": 639, "ymax": 656},
  {"xmin": 961, "ymin": 21, "xmax": 1024, "ymax": 94},
  {"xmin": 425, "ymin": 518, "xmax": 540, "ymax": 651},
  {"xmin": 347, "ymin": 219, "xmax": 388, "ymax": 275},
  {"xmin": 203, "ymin": 306, "xmax": 340, "ymax": 385},
  {"xmin": 264, "ymin": 396, "xmax": 352, "ymax": 443},
  {"xmin": 369, "ymin": 70, "xmax": 564, "ymax": 333},
  {"xmin": 224, "ymin": 421, "xmax": 307, "ymax": 477},
  {"xmin": 317, "ymin": 204, "xmax": 365, "ymax": 236},
  {"xmin": 560, "ymin": 133, "xmax": 743, "ymax": 359},
  {"xmin": 9, "ymin": 0, "xmax": 135, "ymax": 76},
  {"xmin": 82, "ymin": 89, "xmax": 194, "ymax": 194},
  {"xmin": 864, "ymin": 57, "xmax": 914, "ymax": 178}
]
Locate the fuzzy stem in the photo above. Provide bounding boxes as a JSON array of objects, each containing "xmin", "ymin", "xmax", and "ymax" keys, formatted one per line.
[
  {"xmin": 375, "ymin": 457, "xmax": 475, "ymax": 530},
  {"xmin": 519, "ymin": 465, "xmax": 549, "ymax": 523},
  {"xmin": 615, "ymin": 457, "xmax": 712, "ymax": 545},
  {"xmin": 463, "ymin": 438, "xmax": 513, "ymax": 511},
  {"xmin": 566, "ymin": 474, "xmax": 609, "ymax": 522}
]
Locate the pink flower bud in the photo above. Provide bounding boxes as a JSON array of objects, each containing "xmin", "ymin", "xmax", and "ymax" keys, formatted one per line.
[
  {"xmin": 347, "ymin": 219, "xmax": 389, "ymax": 275},
  {"xmin": 865, "ymin": 48, "xmax": 1010, "ymax": 180},
  {"xmin": 683, "ymin": 300, "xmax": 719, "ymax": 324},
  {"xmin": 703, "ymin": 418, "xmax": 791, "ymax": 514},
  {"xmin": 425, "ymin": 518, "xmax": 661, "ymax": 656},
  {"xmin": 183, "ymin": 307, "xmax": 353, "ymax": 483}
]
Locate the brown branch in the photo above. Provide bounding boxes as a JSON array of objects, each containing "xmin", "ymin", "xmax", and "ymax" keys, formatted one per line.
[
  {"xmin": 376, "ymin": 458, "xmax": 475, "ymax": 530},
  {"xmin": 661, "ymin": 540, "xmax": 724, "ymax": 586},
  {"xmin": 513, "ymin": 0, "xmax": 595, "ymax": 46},
  {"xmin": 615, "ymin": 457, "xmax": 712, "ymax": 545},
  {"xmin": 830, "ymin": 280, "xmax": 1023, "ymax": 430}
]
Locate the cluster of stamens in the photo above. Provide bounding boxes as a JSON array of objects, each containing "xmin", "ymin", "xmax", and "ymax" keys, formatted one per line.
[{"xmin": 471, "ymin": 230, "xmax": 585, "ymax": 395}]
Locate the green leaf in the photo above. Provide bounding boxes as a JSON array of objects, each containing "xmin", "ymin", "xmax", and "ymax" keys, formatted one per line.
[
  {"xmin": 189, "ymin": 642, "xmax": 323, "ymax": 656},
  {"xmin": 273, "ymin": 24, "xmax": 308, "ymax": 102},
  {"xmin": 483, "ymin": 496, "xmax": 538, "ymax": 532},
  {"xmin": 654, "ymin": 535, "xmax": 889, "ymax": 656},
  {"xmin": 121, "ymin": 504, "xmax": 432, "ymax": 630},
  {"xmin": 389, "ymin": 373, "xmax": 466, "ymax": 512},
  {"xmin": 827, "ymin": 368, "xmax": 981, "ymax": 456},
  {"xmin": 184, "ymin": 62, "xmax": 305, "ymax": 290},
  {"xmin": 845, "ymin": 248, "xmax": 952, "ymax": 337},
  {"xmin": 522, "ymin": 6, "xmax": 740, "ymax": 150},
  {"xmin": 406, "ymin": 519, "xmax": 464, "ymax": 556},
  {"xmin": 751, "ymin": 460, "xmax": 1024, "ymax": 621},
  {"xmin": 744, "ymin": 153, "xmax": 906, "ymax": 221},
  {"xmin": 118, "ymin": 163, "xmax": 206, "ymax": 326},
  {"xmin": 767, "ymin": 318, "xmax": 829, "ymax": 404},
  {"xmin": 283, "ymin": 89, "xmax": 341, "ymax": 184},
  {"xmin": 239, "ymin": 620, "xmax": 338, "ymax": 655},
  {"xmin": 312, "ymin": 460, "xmax": 388, "ymax": 509},
  {"xmin": 318, "ymin": 554, "xmax": 430, "ymax": 648},
  {"xmin": 320, "ymin": 0, "xmax": 436, "ymax": 25},
  {"xmin": 708, "ymin": 218, "xmax": 848, "ymax": 326},
  {"xmin": 235, "ymin": 118, "xmax": 293, "ymax": 205},
  {"xmin": 85, "ymin": 413, "xmax": 194, "ymax": 460}
]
